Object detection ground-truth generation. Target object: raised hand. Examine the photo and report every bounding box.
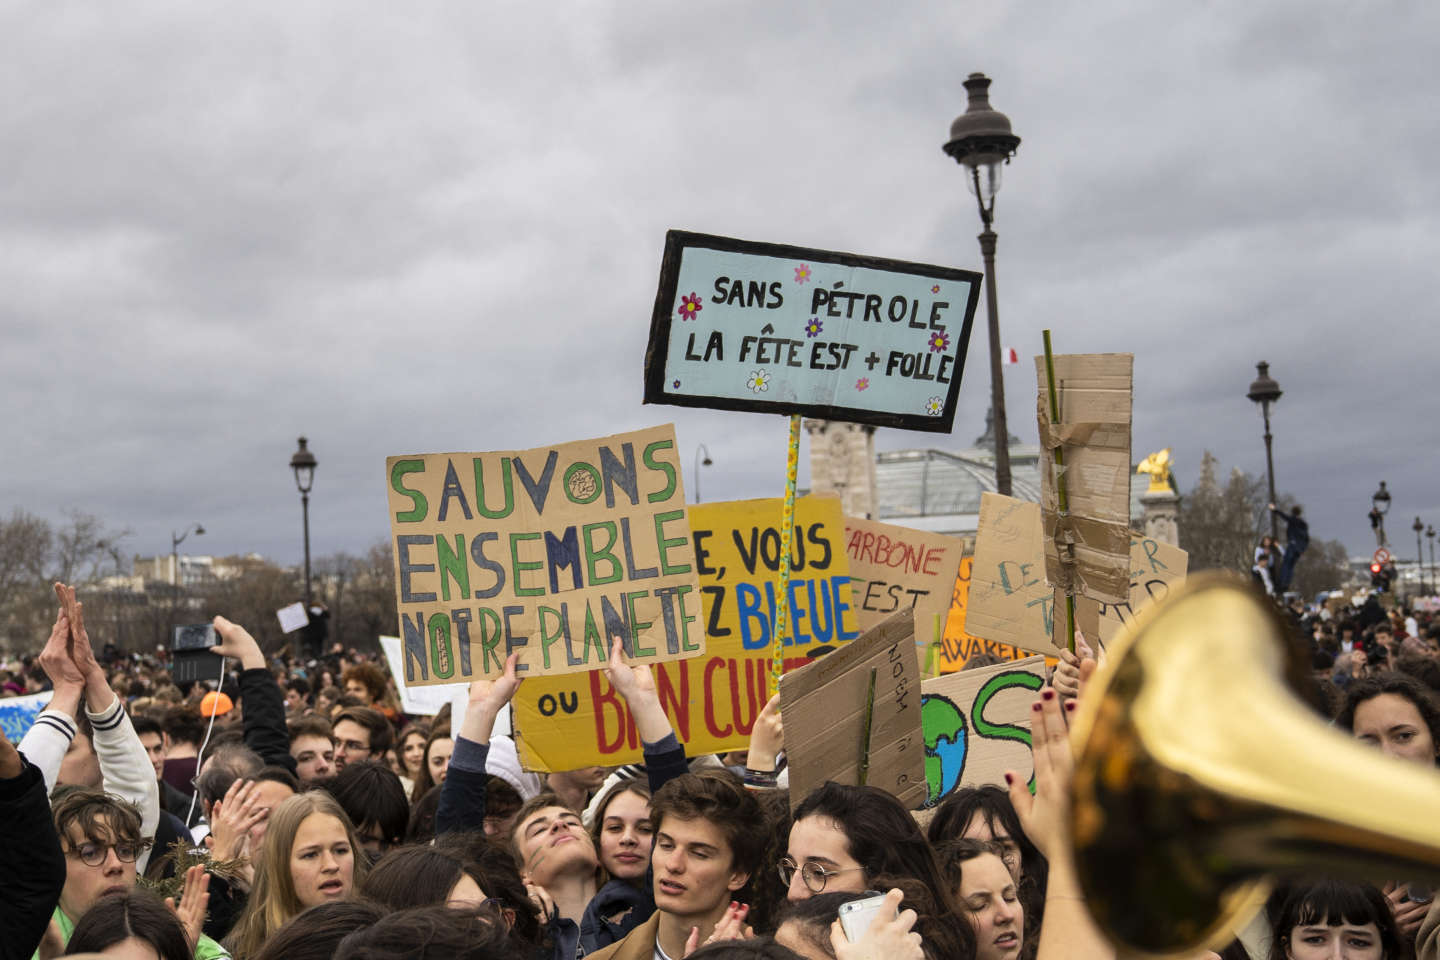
[603,636,656,703]
[1383,882,1429,938]
[747,694,784,772]
[208,779,267,862]
[459,652,523,745]
[165,864,211,949]
[1006,687,1074,862]
[53,583,102,683]
[38,607,86,692]
[212,616,266,670]
[1053,629,1096,701]
[828,889,922,960]
[603,636,671,743]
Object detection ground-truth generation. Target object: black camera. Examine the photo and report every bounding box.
[171,624,221,684]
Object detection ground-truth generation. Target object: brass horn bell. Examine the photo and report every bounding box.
[1069,573,1440,957]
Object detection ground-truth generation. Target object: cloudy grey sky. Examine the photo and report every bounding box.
[3,1,1437,574]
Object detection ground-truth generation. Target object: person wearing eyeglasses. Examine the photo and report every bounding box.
[39,788,229,959]
[783,782,976,960]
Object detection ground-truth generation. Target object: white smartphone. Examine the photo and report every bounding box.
[838,892,892,942]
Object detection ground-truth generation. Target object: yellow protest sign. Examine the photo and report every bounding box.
[513,495,859,770]
[384,424,702,685]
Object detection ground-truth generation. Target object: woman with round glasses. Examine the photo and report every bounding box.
[784,782,976,960]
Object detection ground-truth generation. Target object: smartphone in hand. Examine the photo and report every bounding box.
[838,892,892,942]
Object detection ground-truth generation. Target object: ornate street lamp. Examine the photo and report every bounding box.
[694,444,713,504]
[945,72,1020,496]
[290,437,317,612]
[170,523,206,588]
[1371,482,1391,548]
[1427,524,1436,595]
[1415,516,1426,598]
[1245,362,1283,542]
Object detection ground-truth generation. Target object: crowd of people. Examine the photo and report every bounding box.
[1,577,1439,960]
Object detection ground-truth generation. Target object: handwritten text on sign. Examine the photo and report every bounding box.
[643,232,981,432]
[843,517,964,639]
[385,424,703,684]
[514,496,860,770]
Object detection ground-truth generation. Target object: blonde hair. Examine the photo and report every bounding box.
[226,792,369,958]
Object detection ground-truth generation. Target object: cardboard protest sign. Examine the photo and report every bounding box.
[385,425,703,685]
[779,610,926,810]
[964,493,1062,656]
[941,557,1052,670]
[0,692,53,743]
[1034,354,1134,605]
[643,231,982,432]
[379,635,466,716]
[513,496,860,770]
[1092,535,1189,644]
[920,657,1046,806]
[843,516,964,664]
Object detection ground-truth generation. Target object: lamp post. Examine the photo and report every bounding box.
[945,72,1020,496]
[1427,525,1436,595]
[169,523,204,640]
[694,444,713,504]
[1371,482,1391,548]
[290,437,317,614]
[1414,516,1426,600]
[1245,361,1283,543]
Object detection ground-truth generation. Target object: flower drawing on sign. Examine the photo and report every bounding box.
[931,284,941,294]
[927,330,950,353]
[794,263,812,285]
[804,317,823,338]
[678,293,703,320]
[747,370,772,394]
[925,396,944,416]
[672,379,681,389]
[855,377,870,391]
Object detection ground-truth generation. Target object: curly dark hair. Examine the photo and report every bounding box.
[1334,671,1440,763]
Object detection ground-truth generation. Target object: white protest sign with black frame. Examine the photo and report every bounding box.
[643,230,982,432]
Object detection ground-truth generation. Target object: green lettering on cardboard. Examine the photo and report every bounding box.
[583,521,623,586]
[428,613,455,680]
[436,534,470,602]
[626,590,655,657]
[510,532,545,597]
[642,440,677,503]
[652,509,691,575]
[390,459,428,522]
[474,457,515,520]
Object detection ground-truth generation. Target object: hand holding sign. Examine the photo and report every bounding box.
[603,636,674,744]
[461,653,524,746]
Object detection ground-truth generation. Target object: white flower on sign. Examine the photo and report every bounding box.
[924,396,944,416]
[747,370,772,393]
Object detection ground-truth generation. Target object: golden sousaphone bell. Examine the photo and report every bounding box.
[1069,573,1440,958]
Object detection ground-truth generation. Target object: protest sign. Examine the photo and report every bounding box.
[964,493,1062,656]
[941,556,1051,670]
[920,656,1046,805]
[378,635,466,716]
[1035,353,1134,605]
[385,425,703,685]
[940,556,1043,671]
[0,692,53,743]
[1092,535,1189,644]
[276,602,309,634]
[779,610,925,810]
[513,496,860,770]
[642,231,981,433]
[844,516,963,670]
